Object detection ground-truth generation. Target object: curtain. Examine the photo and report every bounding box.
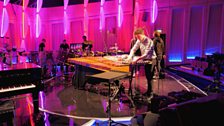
[105,16,117,52]
[70,21,83,44]
[88,18,104,51]
[117,14,133,52]
[52,23,64,51]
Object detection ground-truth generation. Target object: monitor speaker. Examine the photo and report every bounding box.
[142,11,149,22]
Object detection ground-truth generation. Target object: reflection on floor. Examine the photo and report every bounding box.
[0,66,209,126]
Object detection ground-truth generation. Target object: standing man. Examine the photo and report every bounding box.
[38,38,47,77]
[39,38,46,66]
[60,39,69,52]
[130,36,141,76]
[59,39,69,74]
[39,38,46,52]
[126,28,157,97]
[153,30,166,79]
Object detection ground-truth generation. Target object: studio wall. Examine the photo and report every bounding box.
[187,6,203,59]
[205,4,222,55]
[70,20,83,44]
[169,8,184,62]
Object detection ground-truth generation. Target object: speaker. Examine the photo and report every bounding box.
[142,11,149,22]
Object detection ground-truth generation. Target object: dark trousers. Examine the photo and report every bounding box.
[160,57,165,71]
[144,59,156,93]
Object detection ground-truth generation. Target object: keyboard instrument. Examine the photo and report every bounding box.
[68,56,130,72]
[0,63,43,114]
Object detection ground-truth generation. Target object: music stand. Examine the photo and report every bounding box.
[86,71,130,126]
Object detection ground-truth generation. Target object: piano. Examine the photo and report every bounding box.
[0,63,43,114]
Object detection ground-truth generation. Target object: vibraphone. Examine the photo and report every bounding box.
[68,56,129,88]
[68,55,152,98]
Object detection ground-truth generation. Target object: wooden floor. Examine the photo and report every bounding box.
[0,65,215,126]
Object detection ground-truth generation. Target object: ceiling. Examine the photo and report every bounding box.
[1,0,113,8]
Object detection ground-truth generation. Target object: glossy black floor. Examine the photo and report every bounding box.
[0,65,210,126]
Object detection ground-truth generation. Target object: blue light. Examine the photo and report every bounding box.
[205,47,220,55]
[169,52,182,63]
[186,56,195,59]
[186,50,200,60]
[169,56,182,62]
[169,59,182,62]
[11,61,17,64]
[205,52,213,55]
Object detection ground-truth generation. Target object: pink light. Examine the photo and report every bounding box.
[84,0,89,8]
[22,12,25,38]
[100,0,105,30]
[37,0,43,12]
[84,9,88,36]
[22,0,26,38]
[21,12,30,40]
[64,11,68,35]
[117,0,123,27]
[134,1,139,28]
[36,0,42,38]
[84,0,89,36]
[1,8,9,37]
[100,0,105,6]
[23,0,29,10]
[99,7,105,30]
[36,14,41,38]
[3,0,10,6]
[64,0,69,10]
[118,4,123,27]
[84,8,88,17]
[151,0,158,23]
